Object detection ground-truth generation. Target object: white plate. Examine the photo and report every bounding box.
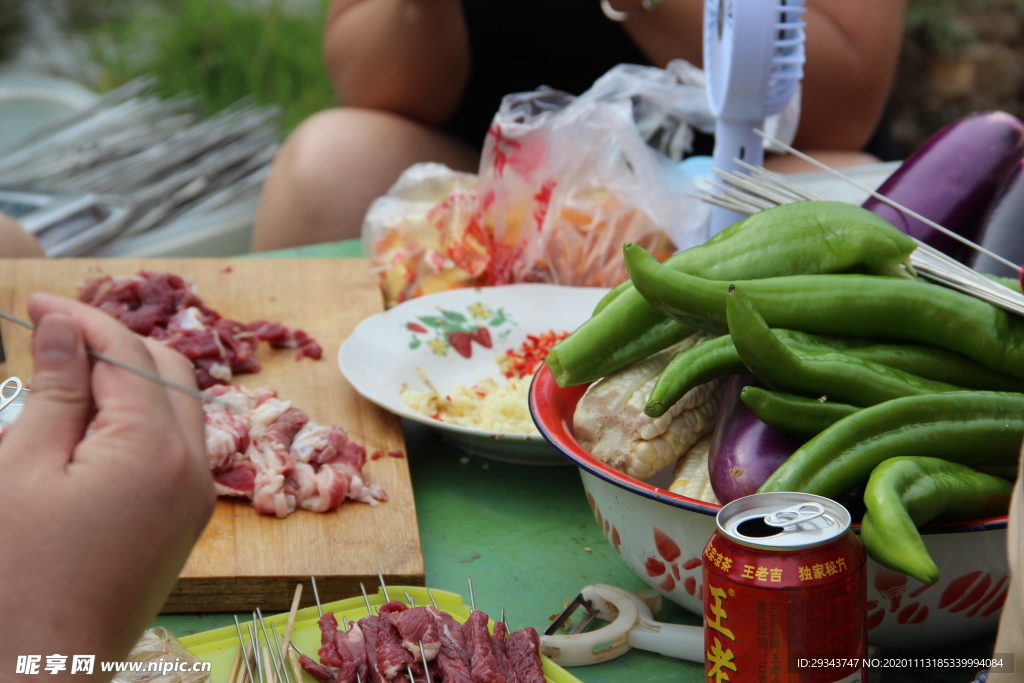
[339,284,609,465]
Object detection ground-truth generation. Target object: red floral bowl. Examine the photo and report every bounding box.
[529,364,1010,652]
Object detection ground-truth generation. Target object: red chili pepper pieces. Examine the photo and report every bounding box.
[500,330,571,378]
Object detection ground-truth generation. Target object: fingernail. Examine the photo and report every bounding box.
[35,314,79,361]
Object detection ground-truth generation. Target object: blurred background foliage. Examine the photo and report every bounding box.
[2,0,1024,152]
[1,0,336,131]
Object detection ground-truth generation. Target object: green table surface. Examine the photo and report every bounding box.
[157,240,997,682]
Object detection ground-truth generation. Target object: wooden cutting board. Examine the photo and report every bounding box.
[0,258,423,612]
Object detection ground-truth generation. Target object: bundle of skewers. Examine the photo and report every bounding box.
[0,77,279,256]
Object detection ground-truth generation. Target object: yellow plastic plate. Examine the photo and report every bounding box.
[180,586,583,683]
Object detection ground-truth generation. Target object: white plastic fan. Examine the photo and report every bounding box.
[704,0,807,234]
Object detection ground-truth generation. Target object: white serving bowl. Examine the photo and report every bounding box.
[529,366,1010,652]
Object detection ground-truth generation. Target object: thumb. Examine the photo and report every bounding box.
[4,312,93,466]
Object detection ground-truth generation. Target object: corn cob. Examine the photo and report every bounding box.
[573,333,723,481]
[669,436,719,504]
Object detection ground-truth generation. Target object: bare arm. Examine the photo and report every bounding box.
[323,0,470,125]
[608,0,908,151]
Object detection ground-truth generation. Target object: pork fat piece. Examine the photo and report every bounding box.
[204,385,386,517]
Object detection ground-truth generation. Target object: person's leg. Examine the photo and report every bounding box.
[251,108,479,252]
[0,213,44,257]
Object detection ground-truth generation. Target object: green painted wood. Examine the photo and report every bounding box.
[161,241,998,682]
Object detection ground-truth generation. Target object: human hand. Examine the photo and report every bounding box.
[0,293,214,675]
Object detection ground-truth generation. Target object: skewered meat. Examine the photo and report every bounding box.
[204,385,386,517]
[301,605,545,683]
[466,610,505,683]
[504,629,545,683]
[78,271,322,389]
[428,607,473,682]
[376,602,416,679]
[390,607,441,662]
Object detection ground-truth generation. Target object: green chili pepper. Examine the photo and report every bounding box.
[779,330,1024,392]
[740,387,858,440]
[645,328,1024,417]
[545,202,917,388]
[726,286,963,406]
[861,457,1014,584]
[644,335,738,416]
[593,279,632,315]
[757,392,1024,499]
[623,242,1024,380]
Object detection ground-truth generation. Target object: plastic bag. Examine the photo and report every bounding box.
[112,628,210,683]
[364,59,800,303]
[363,162,487,307]
[479,74,704,287]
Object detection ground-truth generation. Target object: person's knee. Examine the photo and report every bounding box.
[270,108,424,211]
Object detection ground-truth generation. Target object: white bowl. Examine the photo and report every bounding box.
[529,366,1010,651]
[339,283,608,465]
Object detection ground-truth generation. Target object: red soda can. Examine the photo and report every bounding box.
[703,492,867,683]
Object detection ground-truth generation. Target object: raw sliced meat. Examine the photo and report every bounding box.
[203,385,383,517]
[302,605,545,683]
[78,271,321,389]
[389,606,441,662]
[466,611,505,683]
[505,628,545,683]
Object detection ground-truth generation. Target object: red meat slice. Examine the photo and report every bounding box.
[78,271,321,388]
[212,463,256,497]
[389,606,441,662]
[358,615,386,683]
[375,606,415,679]
[300,654,338,683]
[490,622,517,683]
[466,610,505,683]
[505,628,545,683]
[317,613,346,669]
[336,623,370,683]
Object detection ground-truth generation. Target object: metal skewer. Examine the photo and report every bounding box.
[0,309,234,408]
[751,129,1023,274]
[257,609,286,683]
[269,627,290,683]
[467,577,476,612]
[310,576,323,618]
[695,148,1024,317]
[360,583,375,615]
[418,641,430,681]
[247,621,263,683]
[377,569,391,602]
[426,588,439,610]
[234,616,256,683]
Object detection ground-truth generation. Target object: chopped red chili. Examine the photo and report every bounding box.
[500,330,570,378]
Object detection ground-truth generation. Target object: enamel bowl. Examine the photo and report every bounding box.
[529,365,1010,652]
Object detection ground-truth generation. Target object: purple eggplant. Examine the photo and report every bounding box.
[708,375,801,504]
[967,159,1024,280]
[862,111,1024,259]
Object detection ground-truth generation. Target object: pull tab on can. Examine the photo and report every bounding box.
[763,501,828,530]
[716,492,851,550]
